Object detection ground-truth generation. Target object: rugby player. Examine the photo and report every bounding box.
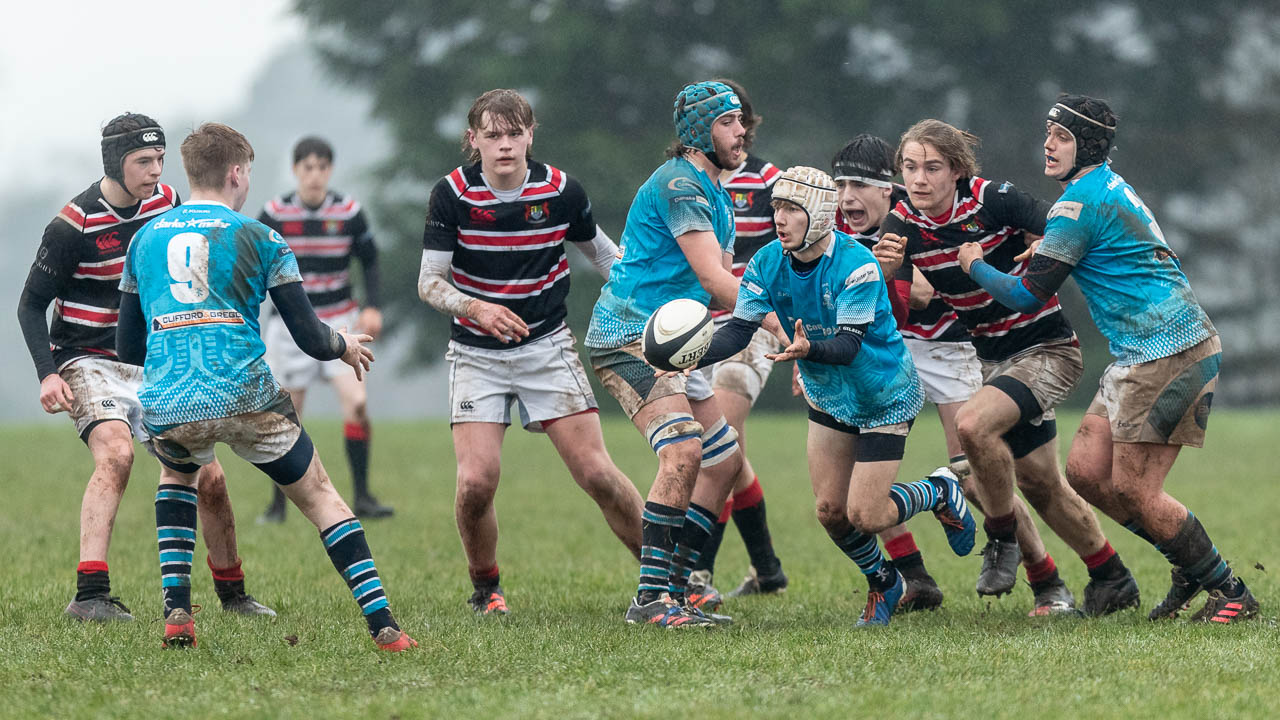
[834,134,1077,615]
[958,94,1257,623]
[257,137,393,523]
[117,122,415,651]
[689,166,974,627]
[586,81,772,627]
[688,79,788,605]
[17,113,273,622]
[874,119,1138,616]
[417,89,643,616]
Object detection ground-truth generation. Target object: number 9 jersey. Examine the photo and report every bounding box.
[120,201,303,427]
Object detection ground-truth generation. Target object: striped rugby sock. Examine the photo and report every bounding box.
[888,478,941,525]
[638,501,683,602]
[1159,512,1239,594]
[834,528,895,591]
[670,503,717,598]
[320,518,397,637]
[155,484,198,615]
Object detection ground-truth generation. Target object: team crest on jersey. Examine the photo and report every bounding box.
[324,219,345,234]
[525,202,548,223]
[961,221,983,233]
[731,191,753,209]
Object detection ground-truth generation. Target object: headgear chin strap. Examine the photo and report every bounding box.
[1046,96,1115,181]
[101,118,166,189]
[673,81,742,170]
[772,166,837,253]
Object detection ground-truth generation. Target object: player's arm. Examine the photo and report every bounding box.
[908,268,935,310]
[957,243,1068,313]
[115,291,147,366]
[872,214,911,277]
[17,221,79,412]
[697,260,779,367]
[571,226,620,279]
[350,212,383,339]
[677,230,739,310]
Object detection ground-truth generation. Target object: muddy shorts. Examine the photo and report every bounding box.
[448,325,597,430]
[980,341,1083,423]
[145,391,305,472]
[1086,335,1220,447]
[61,357,146,442]
[904,338,982,405]
[707,323,781,404]
[263,308,356,390]
[589,339,714,420]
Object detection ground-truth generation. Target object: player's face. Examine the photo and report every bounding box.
[772,199,809,251]
[294,154,333,205]
[121,147,165,201]
[899,141,961,218]
[1044,122,1076,181]
[835,179,893,233]
[469,112,532,184]
[710,110,746,168]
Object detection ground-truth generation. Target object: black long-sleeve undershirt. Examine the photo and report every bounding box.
[16,284,58,380]
[696,316,867,368]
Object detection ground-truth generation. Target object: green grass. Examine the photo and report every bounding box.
[1,410,1277,719]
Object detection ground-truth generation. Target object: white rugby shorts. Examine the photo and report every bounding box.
[708,322,781,404]
[61,356,147,441]
[903,337,982,405]
[262,308,358,390]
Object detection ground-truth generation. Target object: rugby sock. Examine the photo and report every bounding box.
[208,556,247,603]
[320,518,397,637]
[889,478,941,524]
[692,500,731,575]
[884,532,923,571]
[1158,512,1242,595]
[1083,542,1129,581]
[155,484,198,615]
[75,561,111,601]
[1123,519,1157,546]
[469,565,500,591]
[731,478,782,576]
[344,422,372,499]
[983,512,1018,542]
[670,503,718,599]
[638,501,683,603]
[834,529,894,591]
[1026,553,1061,591]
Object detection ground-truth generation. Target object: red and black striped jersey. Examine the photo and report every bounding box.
[22,181,179,371]
[423,161,597,349]
[259,190,377,320]
[880,177,1075,362]
[723,156,781,273]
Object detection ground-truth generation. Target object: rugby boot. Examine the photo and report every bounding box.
[686,571,724,612]
[624,593,715,628]
[374,626,418,652]
[929,467,976,556]
[855,570,905,628]
[975,538,1021,597]
[65,595,134,622]
[1083,569,1140,616]
[726,565,789,598]
[680,599,733,625]
[1148,568,1203,620]
[467,585,509,616]
[897,565,944,613]
[354,494,394,519]
[1028,578,1081,617]
[221,592,278,617]
[162,608,197,649]
[1189,584,1259,625]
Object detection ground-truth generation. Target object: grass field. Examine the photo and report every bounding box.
[1,410,1277,719]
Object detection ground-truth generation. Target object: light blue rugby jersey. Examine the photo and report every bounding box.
[736,232,922,428]
[120,201,302,428]
[585,156,736,348]
[1038,163,1214,366]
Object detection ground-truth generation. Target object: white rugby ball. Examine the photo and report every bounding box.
[642,298,714,372]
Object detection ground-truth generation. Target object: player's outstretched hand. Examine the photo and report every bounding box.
[767,319,810,363]
[873,233,906,274]
[39,373,75,414]
[338,328,375,381]
[470,300,529,344]
[1014,237,1042,263]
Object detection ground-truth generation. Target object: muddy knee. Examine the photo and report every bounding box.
[816,500,849,536]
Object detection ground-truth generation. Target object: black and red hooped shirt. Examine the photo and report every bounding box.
[422,161,597,349]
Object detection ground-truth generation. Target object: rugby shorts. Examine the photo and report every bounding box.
[805,403,912,463]
[263,307,358,390]
[448,325,598,430]
[145,390,304,469]
[589,338,714,420]
[708,322,781,404]
[904,337,982,405]
[979,340,1084,426]
[61,356,146,442]
[1086,334,1220,448]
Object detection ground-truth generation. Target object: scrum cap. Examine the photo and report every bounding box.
[773,166,837,252]
[673,81,741,159]
[1047,94,1116,181]
[101,112,165,187]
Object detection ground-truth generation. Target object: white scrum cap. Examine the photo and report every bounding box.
[772,165,837,250]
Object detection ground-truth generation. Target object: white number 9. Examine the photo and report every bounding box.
[167,232,210,303]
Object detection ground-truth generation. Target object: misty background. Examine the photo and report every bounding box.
[4,0,1278,424]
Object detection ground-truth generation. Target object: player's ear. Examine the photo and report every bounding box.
[466,128,478,150]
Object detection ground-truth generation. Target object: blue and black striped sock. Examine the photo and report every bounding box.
[1159,512,1239,594]
[320,518,397,637]
[889,478,941,524]
[639,501,683,603]
[834,528,894,591]
[670,503,717,598]
[155,484,198,615]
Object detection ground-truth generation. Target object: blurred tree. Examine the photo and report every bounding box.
[294,0,1280,406]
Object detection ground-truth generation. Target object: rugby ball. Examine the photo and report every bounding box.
[642,299,715,372]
